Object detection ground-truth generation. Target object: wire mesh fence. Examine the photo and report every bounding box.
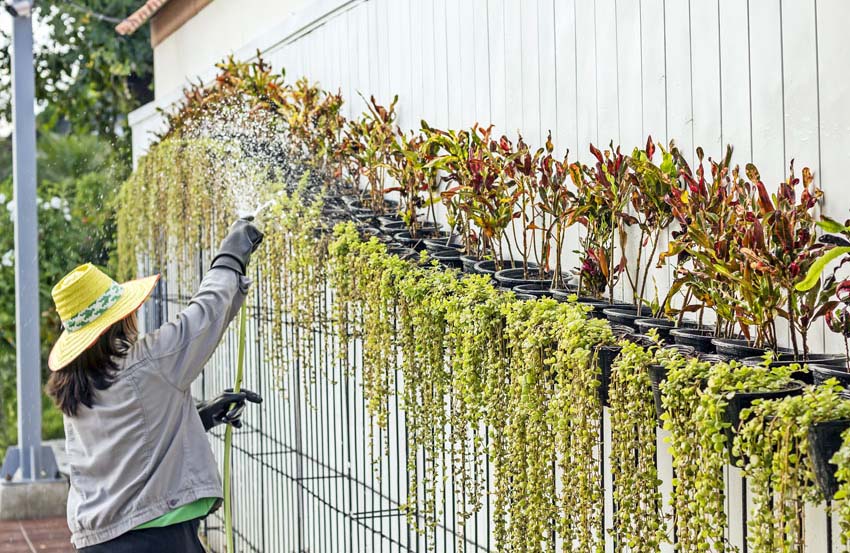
[146,266,493,553]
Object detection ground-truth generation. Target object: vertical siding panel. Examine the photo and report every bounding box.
[538,0,557,143]
[519,0,541,142]
[553,0,578,151]
[574,0,598,153]
[348,5,364,115]
[719,0,752,161]
[664,0,693,163]
[818,0,850,360]
[488,0,508,135]
[689,0,721,156]
[595,0,619,146]
[432,0,451,129]
[781,0,826,394]
[503,0,523,135]
[615,0,642,148]
[420,0,438,128]
[459,1,477,127]
[408,0,425,124]
[487,0,507,134]
[748,0,786,186]
[445,0,465,127]
[375,0,391,105]
[473,0,492,125]
[640,0,672,309]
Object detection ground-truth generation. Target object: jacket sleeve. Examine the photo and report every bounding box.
[139,267,251,391]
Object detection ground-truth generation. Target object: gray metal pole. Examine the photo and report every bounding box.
[7,1,46,482]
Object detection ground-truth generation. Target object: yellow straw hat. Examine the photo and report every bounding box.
[48,263,160,372]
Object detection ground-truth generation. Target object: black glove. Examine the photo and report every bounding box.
[196,388,263,431]
[210,218,264,275]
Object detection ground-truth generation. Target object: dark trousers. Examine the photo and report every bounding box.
[77,519,206,553]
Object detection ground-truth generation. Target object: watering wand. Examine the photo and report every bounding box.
[211,214,265,553]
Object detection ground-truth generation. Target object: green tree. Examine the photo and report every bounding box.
[0,131,127,457]
[0,1,153,145]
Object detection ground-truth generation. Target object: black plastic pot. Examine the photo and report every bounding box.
[602,306,653,329]
[376,214,405,226]
[711,338,786,360]
[473,259,539,277]
[432,249,464,269]
[671,328,717,353]
[422,235,464,253]
[492,267,551,288]
[662,343,697,357]
[596,344,622,407]
[648,363,669,423]
[460,255,480,274]
[386,246,417,260]
[393,230,451,251]
[698,352,732,363]
[808,419,850,500]
[512,283,556,298]
[722,381,805,463]
[634,318,677,342]
[812,364,850,389]
[381,221,441,236]
[609,324,635,338]
[515,293,537,301]
[741,354,846,385]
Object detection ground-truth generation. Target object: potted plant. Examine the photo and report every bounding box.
[566,143,632,309]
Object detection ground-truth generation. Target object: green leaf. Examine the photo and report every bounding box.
[795,247,850,291]
[817,217,850,234]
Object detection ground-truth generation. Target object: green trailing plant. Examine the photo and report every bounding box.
[396,262,456,546]
[608,340,665,552]
[662,359,797,553]
[735,383,850,553]
[551,302,615,552]
[832,425,850,546]
[502,298,560,552]
[443,274,511,549]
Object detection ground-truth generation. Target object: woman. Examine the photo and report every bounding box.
[46,218,263,552]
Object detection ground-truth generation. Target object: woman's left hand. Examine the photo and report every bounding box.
[196,389,263,431]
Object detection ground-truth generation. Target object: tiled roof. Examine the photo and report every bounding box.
[115,0,172,35]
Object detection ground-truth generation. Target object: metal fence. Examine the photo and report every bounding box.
[143,260,844,553]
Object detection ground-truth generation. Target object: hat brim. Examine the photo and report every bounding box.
[48,274,161,372]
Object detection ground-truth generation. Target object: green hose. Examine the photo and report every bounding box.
[223,301,248,553]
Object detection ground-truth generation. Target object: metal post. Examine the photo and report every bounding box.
[1,0,57,482]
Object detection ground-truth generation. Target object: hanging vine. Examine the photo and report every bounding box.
[608,340,666,552]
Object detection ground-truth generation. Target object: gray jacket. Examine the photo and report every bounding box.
[64,268,250,548]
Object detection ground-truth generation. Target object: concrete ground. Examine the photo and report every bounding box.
[0,518,72,552]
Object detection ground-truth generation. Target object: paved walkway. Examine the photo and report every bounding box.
[0,518,72,552]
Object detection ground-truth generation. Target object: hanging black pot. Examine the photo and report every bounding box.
[634,318,678,342]
[386,245,417,260]
[648,363,669,423]
[722,381,805,463]
[492,267,550,288]
[422,235,464,254]
[515,293,537,301]
[473,259,539,277]
[512,283,556,298]
[460,255,481,274]
[596,344,622,407]
[602,305,653,330]
[432,249,464,270]
[808,419,850,500]
[698,352,732,363]
[711,338,792,360]
[741,354,846,385]
[376,214,405,226]
[671,328,717,353]
[662,343,697,357]
[812,364,850,389]
[610,324,635,338]
[393,230,451,251]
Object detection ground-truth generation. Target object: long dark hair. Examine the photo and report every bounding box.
[46,313,139,417]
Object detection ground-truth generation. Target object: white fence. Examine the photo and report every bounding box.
[131,1,850,551]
